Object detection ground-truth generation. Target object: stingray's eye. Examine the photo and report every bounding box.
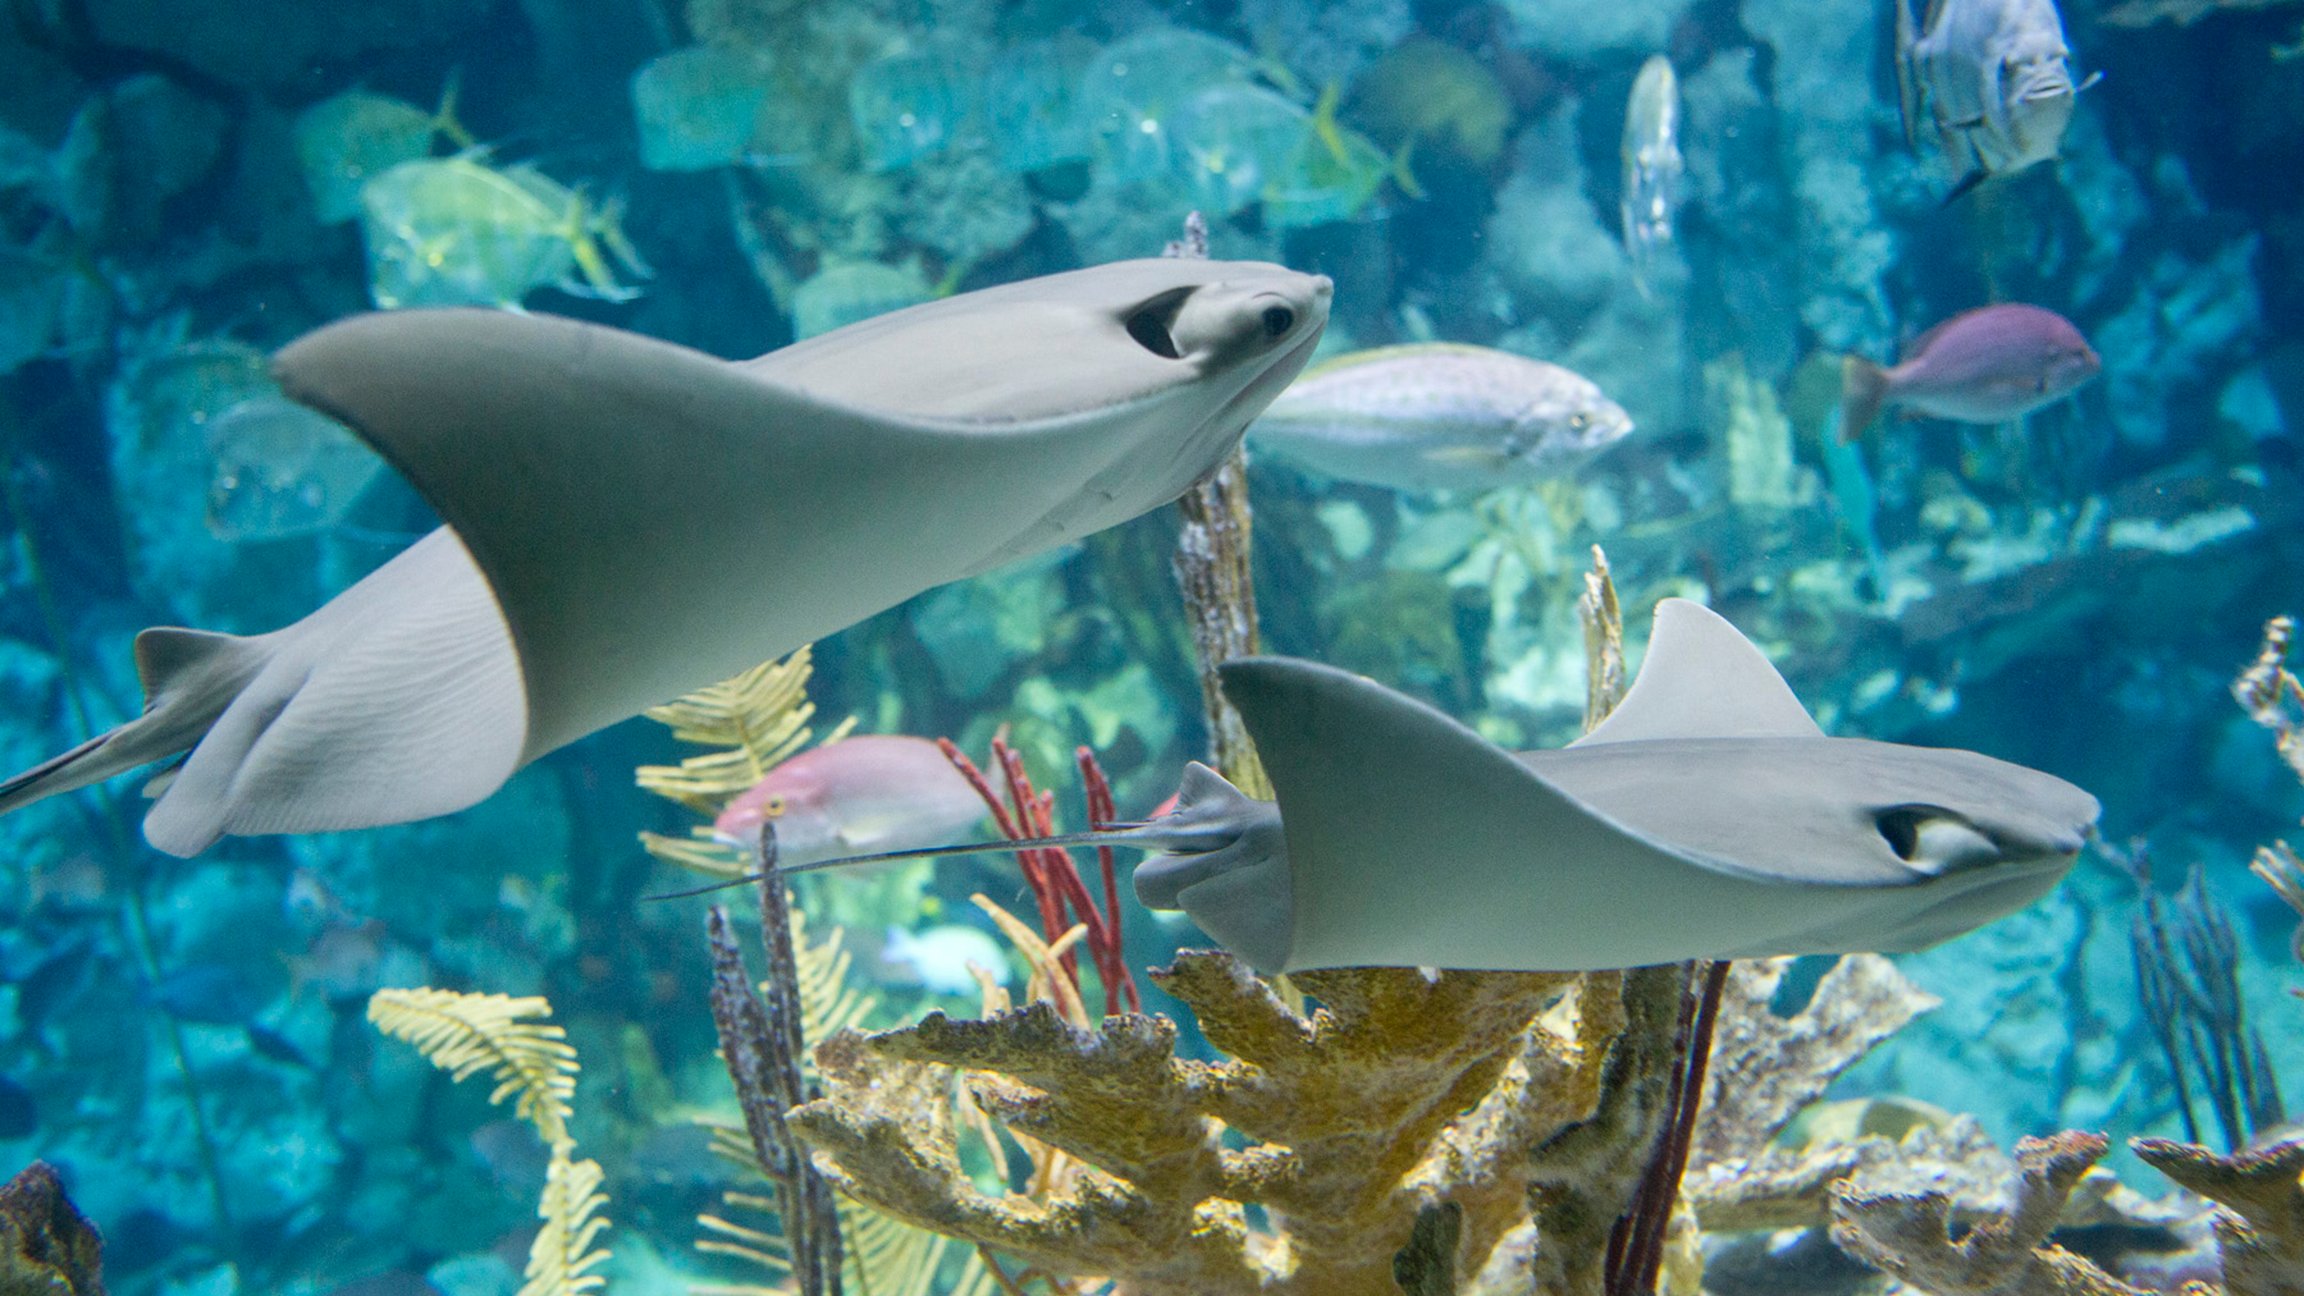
[1124,288,1192,360]
[1875,805,1999,873]
[1261,305,1296,338]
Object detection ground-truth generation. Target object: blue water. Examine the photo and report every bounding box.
[0,1,2299,1292]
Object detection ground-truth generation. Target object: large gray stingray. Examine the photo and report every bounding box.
[0,258,1332,856]
[752,599,2098,973]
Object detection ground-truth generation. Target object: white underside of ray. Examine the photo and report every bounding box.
[144,530,524,854]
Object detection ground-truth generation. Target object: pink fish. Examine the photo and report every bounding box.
[1840,303,2100,440]
[712,735,987,864]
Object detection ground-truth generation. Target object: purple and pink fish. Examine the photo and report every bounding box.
[1840,302,2100,441]
[713,734,988,864]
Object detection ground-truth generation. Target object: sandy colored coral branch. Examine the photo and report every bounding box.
[786,948,1594,1296]
[2133,1135,2304,1296]
[1695,955,1940,1166]
[0,1162,105,1296]
[1828,1131,2142,1296]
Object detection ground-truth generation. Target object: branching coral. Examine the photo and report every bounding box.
[366,988,610,1296]
[787,957,1593,1295]
[1828,1131,2146,1296]
[0,1161,105,1296]
[1680,955,1938,1240]
[1695,954,1943,1169]
[2133,1136,2304,1296]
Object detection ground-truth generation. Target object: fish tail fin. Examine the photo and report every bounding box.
[0,628,270,819]
[563,193,651,302]
[1389,137,1426,201]
[431,68,477,151]
[1840,355,1891,442]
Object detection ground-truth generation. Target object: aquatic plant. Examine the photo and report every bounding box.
[366,988,612,1296]
[636,646,851,883]
[692,853,1002,1296]
[2118,844,2284,1151]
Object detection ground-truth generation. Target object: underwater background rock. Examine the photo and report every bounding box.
[0,0,2298,1291]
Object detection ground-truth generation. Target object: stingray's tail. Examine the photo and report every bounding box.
[0,628,270,818]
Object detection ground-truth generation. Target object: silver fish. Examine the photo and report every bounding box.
[1249,343,1633,494]
[1620,55,1683,297]
[1896,0,2095,199]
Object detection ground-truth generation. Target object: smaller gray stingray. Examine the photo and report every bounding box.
[762,599,2098,974]
[0,258,1331,856]
[1140,598,2099,972]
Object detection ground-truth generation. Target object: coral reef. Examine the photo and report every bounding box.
[0,1162,105,1296]
[788,957,1595,1294]
[2133,1136,2304,1295]
[1828,1131,2142,1296]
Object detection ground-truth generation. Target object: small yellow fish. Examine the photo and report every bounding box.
[359,155,651,310]
[1251,342,1634,494]
[294,78,473,224]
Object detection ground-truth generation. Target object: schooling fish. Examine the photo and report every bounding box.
[0,259,1331,856]
[726,600,2098,974]
[1895,0,2093,199]
[1839,302,2099,441]
[1620,55,1684,298]
[713,735,986,862]
[1250,343,1633,494]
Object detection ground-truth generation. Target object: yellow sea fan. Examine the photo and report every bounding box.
[367,988,577,1147]
[522,1154,613,1296]
[638,649,853,808]
[369,987,614,1296]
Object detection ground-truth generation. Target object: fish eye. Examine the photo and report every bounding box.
[1874,804,1999,873]
[1570,412,1589,431]
[1260,305,1295,338]
[765,796,786,817]
[1876,807,1929,860]
[1124,288,1192,360]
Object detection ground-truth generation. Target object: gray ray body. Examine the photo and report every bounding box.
[1130,598,2099,973]
[0,258,1331,855]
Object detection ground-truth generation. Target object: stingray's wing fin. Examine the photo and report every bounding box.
[141,528,528,856]
[1572,597,1823,746]
[1219,655,1810,972]
[274,309,1127,763]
